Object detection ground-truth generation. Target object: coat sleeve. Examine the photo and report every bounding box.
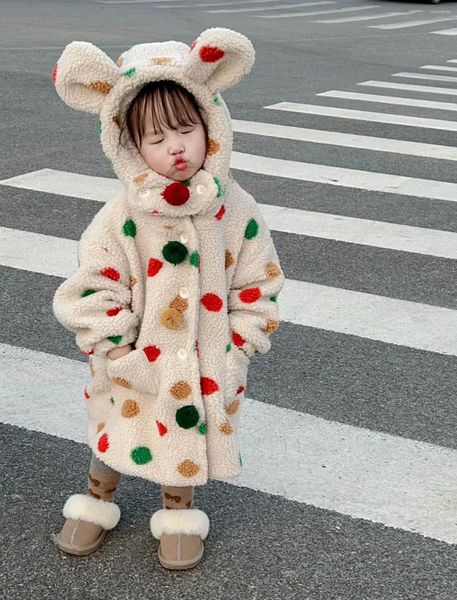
[227,200,285,357]
[52,202,140,356]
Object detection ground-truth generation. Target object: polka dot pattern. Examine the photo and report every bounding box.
[200,377,219,396]
[244,218,259,240]
[96,422,105,433]
[266,262,281,279]
[170,381,192,400]
[198,422,207,435]
[101,267,120,281]
[175,405,200,429]
[83,386,90,400]
[121,399,140,418]
[147,258,163,277]
[160,307,183,330]
[162,241,188,265]
[112,376,132,389]
[107,335,123,345]
[262,319,279,333]
[123,219,136,238]
[170,296,188,313]
[214,204,225,221]
[219,421,233,435]
[201,293,223,312]
[131,446,152,464]
[177,459,200,477]
[199,45,224,63]
[106,306,123,317]
[89,81,112,95]
[207,139,220,155]
[81,289,96,297]
[189,250,200,268]
[161,182,190,206]
[225,399,240,415]
[122,67,136,78]
[225,250,234,269]
[239,287,261,304]
[98,433,109,453]
[143,345,161,362]
[232,331,245,348]
[156,420,168,436]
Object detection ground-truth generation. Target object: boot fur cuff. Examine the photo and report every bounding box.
[63,493,121,530]
[150,509,209,540]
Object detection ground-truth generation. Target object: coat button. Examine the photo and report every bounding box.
[179,233,188,244]
[177,348,187,360]
[139,188,151,198]
[179,287,189,299]
[196,184,206,195]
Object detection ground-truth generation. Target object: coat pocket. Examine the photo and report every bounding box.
[106,348,159,396]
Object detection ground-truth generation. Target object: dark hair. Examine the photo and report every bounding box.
[118,80,208,151]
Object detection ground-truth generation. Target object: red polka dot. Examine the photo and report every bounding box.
[232,331,245,347]
[148,258,163,277]
[98,433,109,453]
[215,204,225,221]
[201,377,219,395]
[143,345,160,362]
[239,287,261,303]
[201,293,223,312]
[83,386,90,400]
[199,45,224,63]
[52,63,58,84]
[156,420,168,437]
[100,267,120,281]
[236,386,245,395]
[161,182,190,206]
[106,306,123,317]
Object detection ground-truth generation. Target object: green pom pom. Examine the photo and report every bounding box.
[213,176,223,198]
[107,335,122,345]
[176,405,200,429]
[131,446,152,465]
[226,343,231,352]
[81,289,96,297]
[123,219,136,238]
[189,250,200,267]
[183,179,191,187]
[245,218,259,240]
[198,422,207,435]
[162,241,188,265]
[122,67,136,78]
[270,296,277,302]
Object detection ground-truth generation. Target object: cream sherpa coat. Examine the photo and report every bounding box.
[52,27,285,486]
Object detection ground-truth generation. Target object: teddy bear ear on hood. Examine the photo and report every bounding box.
[183,28,255,94]
[52,41,120,114]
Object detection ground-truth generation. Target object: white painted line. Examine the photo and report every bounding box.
[393,71,457,83]
[446,59,457,63]
[420,64,457,73]
[2,226,457,355]
[370,16,457,30]
[207,1,332,13]
[232,118,457,160]
[432,27,457,35]
[2,342,457,544]
[318,90,457,112]
[152,0,306,7]
[265,101,457,131]
[359,80,457,97]
[256,5,380,18]
[315,10,422,23]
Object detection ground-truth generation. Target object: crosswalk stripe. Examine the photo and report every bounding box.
[318,90,457,111]
[370,16,457,30]
[314,10,423,23]
[232,118,457,160]
[359,80,457,97]
[2,342,457,544]
[256,5,380,18]
[2,226,457,356]
[434,29,457,36]
[265,101,457,131]
[206,1,331,13]
[393,72,457,83]
[420,65,457,73]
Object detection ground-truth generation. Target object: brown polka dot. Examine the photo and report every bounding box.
[207,138,220,155]
[112,115,122,128]
[151,57,173,65]
[116,56,124,68]
[133,172,148,185]
[112,376,132,389]
[177,460,200,478]
[170,381,192,400]
[262,319,279,334]
[266,262,281,279]
[219,421,234,435]
[225,250,234,270]
[121,399,140,418]
[96,422,105,433]
[225,399,240,416]
[160,307,183,330]
[88,81,112,95]
[170,296,188,313]
[129,275,137,288]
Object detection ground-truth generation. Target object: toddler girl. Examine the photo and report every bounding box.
[51,27,285,570]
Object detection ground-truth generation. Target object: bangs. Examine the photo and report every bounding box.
[123,80,206,149]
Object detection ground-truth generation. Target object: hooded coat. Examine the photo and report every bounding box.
[52,27,285,487]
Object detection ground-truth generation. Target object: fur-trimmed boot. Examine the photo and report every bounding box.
[55,466,121,556]
[150,486,209,570]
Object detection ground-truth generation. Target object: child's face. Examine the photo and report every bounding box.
[138,112,208,181]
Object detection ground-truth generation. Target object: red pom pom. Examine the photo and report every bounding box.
[232,331,245,347]
[52,63,58,85]
[199,45,225,63]
[201,376,219,395]
[143,345,160,362]
[148,258,163,277]
[161,182,190,206]
[239,287,261,303]
[156,420,168,437]
[106,306,123,317]
[98,433,109,453]
[215,204,225,221]
[201,292,223,312]
[236,386,245,395]
[100,267,120,281]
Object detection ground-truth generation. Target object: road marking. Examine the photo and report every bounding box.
[370,16,457,30]
[265,101,457,131]
[232,118,457,160]
[393,71,457,83]
[2,342,457,544]
[256,5,380,19]
[318,90,457,111]
[359,80,457,97]
[207,1,332,13]
[315,10,423,24]
[433,28,457,36]
[420,64,457,73]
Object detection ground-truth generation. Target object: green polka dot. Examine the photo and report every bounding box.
[81,289,96,297]
[226,343,231,352]
[131,446,152,465]
[107,335,122,345]
[122,67,136,78]
[198,422,207,435]
[270,296,277,302]
[176,405,200,429]
[189,250,200,267]
[123,219,136,238]
[183,179,191,187]
[244,218,259,240]
[213,94,222,106]
[213,176,223,198]
[162,241,188,265]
